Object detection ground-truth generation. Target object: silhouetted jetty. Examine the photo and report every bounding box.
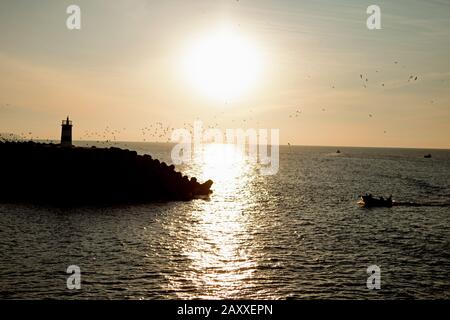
[0,141,213,205]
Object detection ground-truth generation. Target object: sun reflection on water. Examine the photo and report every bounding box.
[167,143,259,299]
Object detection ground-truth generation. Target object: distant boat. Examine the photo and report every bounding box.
[336,149,341,154]
[424,154,432,158]
[358,194,393,208]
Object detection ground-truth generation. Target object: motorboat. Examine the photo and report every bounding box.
[358,194,393,208]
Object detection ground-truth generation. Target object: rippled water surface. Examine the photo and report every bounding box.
[1,144,449,299]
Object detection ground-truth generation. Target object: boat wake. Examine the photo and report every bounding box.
[393,201,450,207]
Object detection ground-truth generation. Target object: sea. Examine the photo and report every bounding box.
[0,142,449,299]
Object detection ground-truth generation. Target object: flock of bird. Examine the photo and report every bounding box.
[0,61,445,145]
[358,70,419,89]
[0,132,43,142]
[284,61,436,139]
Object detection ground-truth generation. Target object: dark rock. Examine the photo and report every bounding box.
[0,141,213,205]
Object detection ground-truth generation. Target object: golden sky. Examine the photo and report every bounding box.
[0,0,449,148]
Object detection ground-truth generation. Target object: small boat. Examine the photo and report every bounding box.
[424,154,432,158]
[336,149,341,154]
[358,194,393,208]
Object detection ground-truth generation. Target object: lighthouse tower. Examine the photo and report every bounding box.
[61,116,73,147]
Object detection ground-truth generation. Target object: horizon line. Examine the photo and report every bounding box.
[18,139,450,151]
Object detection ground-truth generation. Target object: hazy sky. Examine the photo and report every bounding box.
[0,0,449,148]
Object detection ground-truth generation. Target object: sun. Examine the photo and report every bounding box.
[182,28,263,101]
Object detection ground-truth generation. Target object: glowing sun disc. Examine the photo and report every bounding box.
[182,28,263,100]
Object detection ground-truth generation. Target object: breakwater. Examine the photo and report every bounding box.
[0,141,213,204]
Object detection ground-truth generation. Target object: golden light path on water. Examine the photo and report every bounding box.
[166,144,260,299]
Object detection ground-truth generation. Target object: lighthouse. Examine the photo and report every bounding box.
[61,116,73,147]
